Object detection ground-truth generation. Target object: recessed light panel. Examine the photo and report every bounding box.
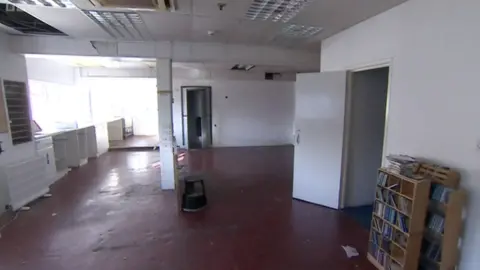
[281,24,322,38]
[245,0,313,23]
[7,0,75,8]
[84,10,150,40]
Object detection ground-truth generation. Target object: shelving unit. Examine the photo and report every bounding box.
[368,168,431,270]
[414,164,466,270]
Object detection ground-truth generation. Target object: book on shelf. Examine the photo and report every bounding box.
[397,196,410,215]
[396,214,409,233]
[427,214,445,234]
[377,172,388,186]
[424,241,442,262]
[389,193,398,209]
[430,184,453,203]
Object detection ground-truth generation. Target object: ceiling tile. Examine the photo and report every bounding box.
[140,11,192,41]
[227,19,281,46]
[192,0,251,19]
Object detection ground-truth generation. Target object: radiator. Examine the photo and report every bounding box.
[1,156,49,211]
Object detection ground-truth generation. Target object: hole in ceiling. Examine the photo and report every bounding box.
[0,4,67,35]
[6,0,76,8]
[231,64,256,71]
[245,0,313,23]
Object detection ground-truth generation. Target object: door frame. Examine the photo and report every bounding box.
[338,59,394,209]
[180,86,212,148]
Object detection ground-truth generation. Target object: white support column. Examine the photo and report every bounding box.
[157,59,175,190]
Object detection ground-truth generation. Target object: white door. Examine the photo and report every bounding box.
[293,71,348,209]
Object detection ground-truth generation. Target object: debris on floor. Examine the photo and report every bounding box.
[341,245,359,258]
[52,213,57,217]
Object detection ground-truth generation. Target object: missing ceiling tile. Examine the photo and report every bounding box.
[7,0,76,8]
[0,4,67,35]
[231,64,256,71]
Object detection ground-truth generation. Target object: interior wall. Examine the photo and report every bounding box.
[320,0,479,268]
[0,33,36,213]
[26,57,78,85]
[345,68,389,207]
[173,79,295,147]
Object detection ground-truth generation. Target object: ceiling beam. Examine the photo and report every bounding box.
[8,35,320,71]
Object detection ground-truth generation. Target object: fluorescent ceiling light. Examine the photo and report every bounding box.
[231,64,256,71]
[281,24,322,38]
[83,10,150,40]
[245,0,313,23]
[7,0,76,8]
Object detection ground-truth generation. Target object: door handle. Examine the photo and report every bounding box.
[295,130,300,145]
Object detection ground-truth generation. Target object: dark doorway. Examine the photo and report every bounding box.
[181,86,212,149]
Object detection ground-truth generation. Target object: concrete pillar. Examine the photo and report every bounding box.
[156,59,175,190]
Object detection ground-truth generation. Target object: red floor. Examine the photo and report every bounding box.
[0,146,374,270]
[109,135,158,150]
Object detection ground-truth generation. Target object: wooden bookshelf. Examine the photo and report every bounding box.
[419,165,466,270]
[368,168,431,270]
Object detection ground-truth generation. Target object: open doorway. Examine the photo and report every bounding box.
[342,67,390,229]
[181,86,212,149]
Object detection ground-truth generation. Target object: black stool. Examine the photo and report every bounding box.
[182,175,207,212]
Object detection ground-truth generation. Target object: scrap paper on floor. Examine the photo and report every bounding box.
[342,245,359,258]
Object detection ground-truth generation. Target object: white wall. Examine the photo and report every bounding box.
[172,79,295,147]
[26,57,78,85]
[0,33,37,212]
[321,0,480,268]
[345,68,389,207]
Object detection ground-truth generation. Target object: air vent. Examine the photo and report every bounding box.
[0,4,67,35]
[281,24,322,38]
[6,0,75,8]
[90,0,176,11]
[83,10,150,40]
[231,64,255,71]
[245,0,313,23]
[2,80,32,145]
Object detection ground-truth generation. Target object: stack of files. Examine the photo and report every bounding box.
[431,184,453,203]
[424,242,442,262]
[427,214,445,234]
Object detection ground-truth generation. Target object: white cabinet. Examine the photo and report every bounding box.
[52,133,68,176]
[35,136,57,184]
[65,130,83,167]
[107,118,124,141]
[87,124,109,158]
[77,128,88,162]
[96,123,109,156]
[0,156,49,211]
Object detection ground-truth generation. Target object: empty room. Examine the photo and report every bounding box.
[0,0,478,270]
